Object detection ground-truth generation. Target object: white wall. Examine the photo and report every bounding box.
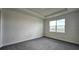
[0,10,2,47]
[44,11,79,44]
[2,9,43,46]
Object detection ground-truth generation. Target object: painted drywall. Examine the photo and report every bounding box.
[0,10,2,47]
[2,9,43,46]
[44,11,79,44]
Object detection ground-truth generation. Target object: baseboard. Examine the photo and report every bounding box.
[2,36,43,47]
[1,36,79,48]
[44,36,79,46]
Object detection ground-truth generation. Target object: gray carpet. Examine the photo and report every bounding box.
[0,37,79,50]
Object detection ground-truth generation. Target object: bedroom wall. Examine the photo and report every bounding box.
[44,11,79,44]
[0,10,2,47]
[2,9,43,46]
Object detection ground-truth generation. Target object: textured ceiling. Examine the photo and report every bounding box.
[27,8,65,16]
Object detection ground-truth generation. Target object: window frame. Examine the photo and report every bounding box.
[49,18,65,33]
[49,20,56,32]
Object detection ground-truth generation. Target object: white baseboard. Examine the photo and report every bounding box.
[45,36,79,45]
[3,36,43,47]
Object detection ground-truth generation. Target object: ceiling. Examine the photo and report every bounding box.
[27,8,65,16]
[17,8,79,19]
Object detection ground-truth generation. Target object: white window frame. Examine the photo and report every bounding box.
[49,18,65,33]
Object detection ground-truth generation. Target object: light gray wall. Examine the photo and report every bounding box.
[2,9,43,46]
[0,10,2,47]
[44,11,79,44]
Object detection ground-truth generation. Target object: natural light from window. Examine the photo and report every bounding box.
[49,19,65,33]
[49,21,56,32]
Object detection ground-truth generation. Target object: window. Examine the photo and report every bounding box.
[57,19,65,32]
[49,19,65,33]
[49,21,56,32]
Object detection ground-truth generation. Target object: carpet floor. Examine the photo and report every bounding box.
[0,37,79,50]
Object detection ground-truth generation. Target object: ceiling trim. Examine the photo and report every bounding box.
[17,8,45,19]
[45,8,67,17]
[2,8,79,19]
[5,8,45,19]
[46,8,79,19]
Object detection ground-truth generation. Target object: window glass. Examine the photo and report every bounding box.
[49,21,56,32]
[49,18,65,33]
[57,19,65,32]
